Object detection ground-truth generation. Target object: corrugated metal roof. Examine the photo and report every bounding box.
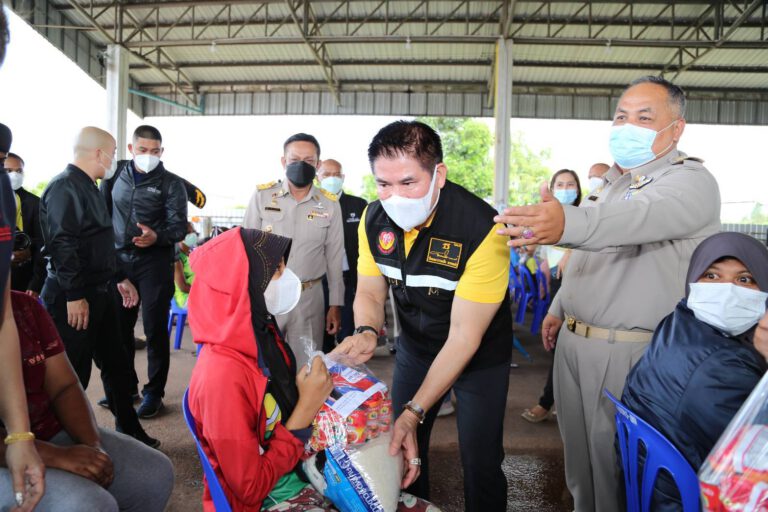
[10,0,768,122]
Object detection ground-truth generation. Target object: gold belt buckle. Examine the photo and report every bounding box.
[566,317,576,332]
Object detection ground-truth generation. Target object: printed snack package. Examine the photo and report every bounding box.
[700,372,768,511]
[303,354,402,512]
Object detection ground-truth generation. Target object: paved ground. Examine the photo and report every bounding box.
[84,318,573,511]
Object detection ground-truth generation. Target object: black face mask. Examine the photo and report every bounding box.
[285,161,316,188]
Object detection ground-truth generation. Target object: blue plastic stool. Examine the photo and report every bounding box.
[168,298,188,350]
[182,390,232,512]
[603,390,701,512]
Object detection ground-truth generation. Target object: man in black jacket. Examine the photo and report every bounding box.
[4,153,45,296]
[317,159,367,351]
[101,125,187,418]
[40,126,159,448]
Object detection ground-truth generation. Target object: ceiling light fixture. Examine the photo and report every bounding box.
[405,36,412,50]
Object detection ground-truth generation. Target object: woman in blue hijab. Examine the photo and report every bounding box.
[621,231,768,510]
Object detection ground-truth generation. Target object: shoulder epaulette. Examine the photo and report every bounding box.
[671,156,705,165]
[257,180,280,191]
[320,188,339,201]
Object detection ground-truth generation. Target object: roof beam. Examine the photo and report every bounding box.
[64,0,200,108]
[121,34,768,49]
[136,79,768,98]
[667,0,764,81]
[57,0,735,10]
[127,58,768,75]
[88,14,768,33]
[284,0,340,104]
[129,58,495,69]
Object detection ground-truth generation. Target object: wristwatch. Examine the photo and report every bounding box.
[404,401,426,424]
[354,325,378,337]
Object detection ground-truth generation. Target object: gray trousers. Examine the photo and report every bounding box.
[553,327,649,512]
[0,428,174,512]
[277,283,325,369]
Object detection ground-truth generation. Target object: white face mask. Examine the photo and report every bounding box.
[264,267,301,317]
[687,282,768,336]
[103,153,118,180]
[380,167,440,232]
[588,176,604,192]
[134,154,160,173]
[7,172,23,191]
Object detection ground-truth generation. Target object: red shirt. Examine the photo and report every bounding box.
[11,292,64,441]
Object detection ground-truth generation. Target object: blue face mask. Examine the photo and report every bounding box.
[608,121,676,170]
[554,189,578,205]
[320,176,343,195]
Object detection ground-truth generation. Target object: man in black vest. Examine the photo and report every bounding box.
[333,121,513,511]
[317,158,367,351]
[100,125,187,418]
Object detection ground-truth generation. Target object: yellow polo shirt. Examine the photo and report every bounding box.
[357,207,509,304]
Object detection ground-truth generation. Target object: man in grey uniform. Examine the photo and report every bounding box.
[495,76,721,511]
[243,133,344,368]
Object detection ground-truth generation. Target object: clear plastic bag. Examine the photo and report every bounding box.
[699,371,768,511]
[302,349,401,512]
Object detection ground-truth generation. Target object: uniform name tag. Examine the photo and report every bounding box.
[308,211,330,220]
[426,238,462,269]
[265,206,281,212]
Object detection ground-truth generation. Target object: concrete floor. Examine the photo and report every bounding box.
[84,319,573,511]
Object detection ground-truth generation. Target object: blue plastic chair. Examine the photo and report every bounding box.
[168,298,188,350]
[508,261,524,306]
[515,264,536,325]
[182,389,233,512]
[530,266,551,335]
[603,390,701,512]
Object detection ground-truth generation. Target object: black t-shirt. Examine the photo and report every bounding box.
[0,172,17,317]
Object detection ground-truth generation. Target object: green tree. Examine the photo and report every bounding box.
[419,117,494,199]
[507,133,552,207]
[361,174,378,202]
[30,181,48,196]
[741,202,768,224]
[357,118,552,206]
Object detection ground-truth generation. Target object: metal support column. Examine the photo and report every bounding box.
[105,44,129,159]
[493,37,513,211]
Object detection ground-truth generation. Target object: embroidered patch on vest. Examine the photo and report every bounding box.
[377,229,396,255]
[426,238,462,269]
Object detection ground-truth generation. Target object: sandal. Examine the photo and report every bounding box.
[521,405,552,423]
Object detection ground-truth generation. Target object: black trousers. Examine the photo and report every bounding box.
[321,272,356,353]
[41,280,143,434]
[118,255,175,398]
[391,340,510,512]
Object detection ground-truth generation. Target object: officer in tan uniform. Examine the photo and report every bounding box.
[243,133,344,368]
[495,76,721,512]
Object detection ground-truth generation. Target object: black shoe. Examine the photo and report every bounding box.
[137,394,164,418]
[134,336,147,350]
[119,427,161,449]
[97,393,140,409]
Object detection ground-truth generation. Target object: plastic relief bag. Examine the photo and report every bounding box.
[302,349,402,512]
[700,372,768,511]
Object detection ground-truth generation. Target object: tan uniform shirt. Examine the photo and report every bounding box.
[243,180,345,306]
[549,149,721,332]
